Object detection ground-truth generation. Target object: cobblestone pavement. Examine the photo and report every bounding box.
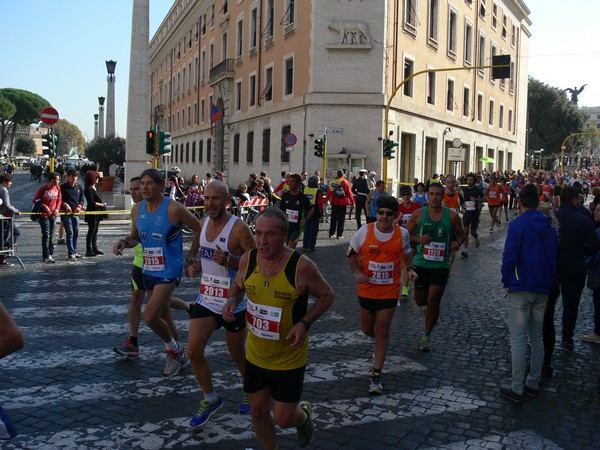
[1,172,599,449]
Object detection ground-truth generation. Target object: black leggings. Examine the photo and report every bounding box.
[86,217,101,251]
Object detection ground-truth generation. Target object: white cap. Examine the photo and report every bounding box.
[369,171,377,176]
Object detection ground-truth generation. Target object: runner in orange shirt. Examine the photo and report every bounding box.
[485,176,503,233]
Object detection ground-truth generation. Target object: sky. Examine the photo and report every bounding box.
[1,0,599,141]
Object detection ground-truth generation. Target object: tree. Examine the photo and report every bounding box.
[0,88,50,156]
[52,119,86,157]
[84,135,126,176]
[527,77,587,158]
[14,136,37,156]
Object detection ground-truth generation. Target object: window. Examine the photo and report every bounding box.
[284,57,294,96]
[511,24,516,47]
[236,19,243,58]
[233,133,240,163]
[250,8,258,50]
[477,32,485,76]
[263,66,273,101]
[179,144,183,162]
[194,57,199,87]
[479,0,486,19]
[222,0,228,15]
[488,99,494,125]
[464,21,473,65]
[427,71,436,105]
[262,128,271,162]
[477,93,483,121]
[201,50,206,82]
[499,104,504,129]
[236,80,242,111]
[201,98,205,122]
[192,141,196,163]
[210,4,215,28]
[174,144,178,162]
[199,140,204,162]
[249,74,256,107]
[186,142,190,163]
[182,109,185,129]
[246,131,254,162]
[207,138,212,162]
[209,43,215,69]
[194,102,198,124]
[508,108,513,131]
[446,79,455,111]
[202,14,206,35]
[221,32,228,61]
[188,62,192,91]
[265,0,274,38]
[427,0,439,46]
[509,60,515,92]
[448,8,457,57]
[463,86,470,117]
[492,3,498,29]
[281,125,291,163]
[284,0,295,27]
[489,42,497,82]
[187,105,191,126]
[502,15,508,39]
[404,0,418,35]
[403,58,414,97]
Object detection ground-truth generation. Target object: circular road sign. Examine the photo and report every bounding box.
[41,107,59,125]
[283,133,297,146]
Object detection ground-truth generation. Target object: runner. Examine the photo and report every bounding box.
[347,195,417,394]
[459,173,484,258]
[396,185,421,297]
[113,168,201,377]
[442,174,463,266]
[223,207,335,449]
[485,176,503,232]
[185,180,256,427]
[279,173,312,249]
[406,183,465,351]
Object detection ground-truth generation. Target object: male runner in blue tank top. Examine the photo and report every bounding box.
[114,169,202,378]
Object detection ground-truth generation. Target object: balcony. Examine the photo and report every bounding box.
[208,59,234,86]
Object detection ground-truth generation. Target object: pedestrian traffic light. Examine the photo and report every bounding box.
[41,133,55,157]
[383,138,398,159]
[159,131,172,155]
[491,54,511,80]
[314,136,325,158]
[146,130,157,155]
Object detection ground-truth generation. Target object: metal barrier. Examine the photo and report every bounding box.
[0,216,25,269]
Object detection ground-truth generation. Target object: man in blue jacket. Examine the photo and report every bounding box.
[500,184,558,403]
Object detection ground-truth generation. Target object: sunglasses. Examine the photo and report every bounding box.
[377,210,395,217]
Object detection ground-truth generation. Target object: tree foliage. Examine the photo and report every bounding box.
[52,119,86,157]
[84,135,126,176]
[527,77,587,158]
[14,136,37,155]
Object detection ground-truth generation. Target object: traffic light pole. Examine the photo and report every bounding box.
[50,128,55,172]
[383,62,510,184]
[322,130,327,180]
[560,132,600,173]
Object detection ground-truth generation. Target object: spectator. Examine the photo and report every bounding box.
[84,170,107,257]
[33,172,62,263]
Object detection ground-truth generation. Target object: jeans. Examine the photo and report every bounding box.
[302,217,320,249]
[39,217,56,259]
[61,215,80,256]
[508,291,546,394]
[329,204,347,237]
[1,218,19,248]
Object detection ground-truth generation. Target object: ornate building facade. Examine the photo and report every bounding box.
[150,0,531,190]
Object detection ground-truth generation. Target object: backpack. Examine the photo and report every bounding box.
[30,199,43,221]
[334,184,346,198]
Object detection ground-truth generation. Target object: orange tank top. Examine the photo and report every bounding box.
[487,185,502,206]
[358,223,403,299]
[443,191,461,210]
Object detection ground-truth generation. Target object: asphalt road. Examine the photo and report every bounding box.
[0,171,599,449]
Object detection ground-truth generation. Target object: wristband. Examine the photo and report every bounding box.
[227,297,240,305]
[299,318,311,330]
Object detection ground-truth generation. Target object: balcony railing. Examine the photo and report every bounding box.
[208,59,234,86]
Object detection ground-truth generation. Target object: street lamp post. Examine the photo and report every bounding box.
[98,96,105,138]
[105,60,117,136]
[94,114,99,140]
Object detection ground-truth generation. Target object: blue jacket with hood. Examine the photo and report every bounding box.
[501,209,558,293]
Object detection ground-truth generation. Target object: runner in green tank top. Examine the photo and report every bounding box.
[407,183,465,352]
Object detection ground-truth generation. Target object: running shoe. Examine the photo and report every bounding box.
[179,349,191,371]
[369,377,383,395]
[496,218,501,226]
[489,227,494,233]
[0,405,17,440]
[190,397,224,427]
[113,339,140,358]
[523,385,539,398]
[44,256,56,264]
[474,237,480,248]
[296,401,314,448]
[582,331,600,344]
[559,340,574,352]
[419,335,431,352]
[238,392,251,414]
[163,345,186,377]
[401,286,409,297]
[68,254,77,260]
[499,387,523,404]
[461,249,469,258]
[57,238,66,245]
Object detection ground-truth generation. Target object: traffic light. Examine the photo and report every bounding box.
[491,54,511,80]
[41,133,55,157]
[54,133,59,155]
[314,136,325,158]
[146,130,157,155]
[383,138,399,159]
[159,131,172,155]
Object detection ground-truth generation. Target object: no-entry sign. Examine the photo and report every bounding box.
[41,107,59,125]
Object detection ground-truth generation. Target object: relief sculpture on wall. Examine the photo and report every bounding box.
[326,21,372,49]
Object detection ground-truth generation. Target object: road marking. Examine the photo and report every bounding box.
[6,387,478,449]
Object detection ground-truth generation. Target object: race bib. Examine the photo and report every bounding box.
[423,242,446,261]
[465,201,476,211]
[401,214,411,227]
[143,247,165,271]
[286,208,299,223]
[199,273,230,310]
[368,261,394,285]
[246,300,282,340]
[489,191,498,199]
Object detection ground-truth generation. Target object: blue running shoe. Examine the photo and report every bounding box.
[0,405,17,440]
[238,392,251,414]
[190,397,224,427]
